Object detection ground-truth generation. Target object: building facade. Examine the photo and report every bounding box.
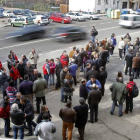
[69,0,139,13]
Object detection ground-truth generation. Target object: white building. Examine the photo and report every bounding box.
[69,0,139,13]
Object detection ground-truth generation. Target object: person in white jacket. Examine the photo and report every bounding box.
[34,112,56,140]
[118,37,125,60]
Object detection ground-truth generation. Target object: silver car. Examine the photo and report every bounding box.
[66,12,86,21]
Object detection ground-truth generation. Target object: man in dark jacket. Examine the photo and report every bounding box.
[60,66,68,102]
[20,96,36,136]
[13,92,22,109]
[86,65,99,81]
[0,96,11,138]
[88,84,102,123]
[10,103,25,139]
[73,49,82,82]
[84,63,91,79]
[74,98,88,140]
[0,67,8,98]
[19,75,34,106]
[59,100,77,140]
[90,26,98,43]
[99,67,108,96]
[24,61,34,79]
[79,79,88,100]
[110,77,128,117]
[3,76,11,98]
[80,48,86,72]
[30,69,38,83]
[55,58,62,89]
[125,49,133,76]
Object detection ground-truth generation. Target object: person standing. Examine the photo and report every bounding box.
[28,48,39,69]
[88,84,102,123]
[20,96,36,136]
[10,50,18,62]
[110,77,128,117]
[10,103,25,139]
[19,75,34,106]
[60,51,69,68]
[42,59,50,88]
[34,113,56,140]
[73,98,88,140]
[90,26,98,43]
[21,54,28,67]
[30,69,38,83]
[111,35,117,55]
[79,79,88,101]
[99,67,108,96]
[132,52,140,79]
[69,46,76,59]
[33,73,47,114]
[125,49,134,76]
[59,100,77,140]
[49,59,56,86]
[118,37,125,60]
[7,54,16,70]
[60,66,68,103]
[0,96,11,138]
[123,77,136,114]
[55,58,62,89]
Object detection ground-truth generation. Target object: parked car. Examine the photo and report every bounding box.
[33,15,49,25]
[0,7,5,12]
[22,9,30,14]
[50,13,72,24]
[119,14,140,28]
[7,25,46,41]
[52,26,86,43]
[81,11,99,20]
[3,10,15,17]
[0,11,4,18]
[11,16,34,27]
[66,12,86,21]
[8,15,20,23]
[13,10,23,15]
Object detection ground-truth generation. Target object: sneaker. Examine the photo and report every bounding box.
[119,114,123,117]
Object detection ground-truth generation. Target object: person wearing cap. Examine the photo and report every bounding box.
[125,48,134,76]
[109,77,128,117]
[73,98,88,140]
[88,84,102,123]
[79,79,88,101]
[59,100,77,140]
[86,75,101,93]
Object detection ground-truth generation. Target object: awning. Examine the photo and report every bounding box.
[129,0,139,3]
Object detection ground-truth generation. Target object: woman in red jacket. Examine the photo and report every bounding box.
[60,51,69,68]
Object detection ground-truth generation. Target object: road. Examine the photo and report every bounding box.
[0,17,140,140]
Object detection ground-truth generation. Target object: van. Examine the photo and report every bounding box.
[34,15,49,25]
[119,14,140,28]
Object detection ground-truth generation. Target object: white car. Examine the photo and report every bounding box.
[66,12,86,21]
[3,10,15,17]
[8,15,22,23]
[33,15,49,25]
[81,11,100,20]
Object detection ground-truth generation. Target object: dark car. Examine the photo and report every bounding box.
[6,25,46,41]
[0,7,5,12]
[13,10,23,15]
[22,9,30,14]
[52,26,86,43]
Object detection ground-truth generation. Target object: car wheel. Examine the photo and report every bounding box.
[90,17,93,20]
[77,18,80,22]
[11,23,14,27]
[61,20,64,24]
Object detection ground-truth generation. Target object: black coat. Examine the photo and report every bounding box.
[74,54,82,67]
[86,69,99,81]
[13,98,22,109]
[84,67,91,79]
[10,110,25,126]
[56,61,62,75]
[73,104,88,128]
[88,89,102,105]
[17,64,25,78]
[100,50,109,62]
[30,73,38,82]
[95,58,102,71]
[21,101,34,122]
[0,72,7,86]
[99,70,108,84]
[64,79,73,93]
[125,53,133,66]
[79,84,88,100]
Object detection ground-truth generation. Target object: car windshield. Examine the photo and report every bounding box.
[75,13,82,16]
[7,11,12,13]
[84,12,89,14]
[61,14,67,17]
[41,17,46,19]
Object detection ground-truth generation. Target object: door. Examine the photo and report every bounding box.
[13,19,20,26]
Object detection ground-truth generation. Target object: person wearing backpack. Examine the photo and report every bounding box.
[0,96,11,138]
[90,26,98,43]
[123,77,137,114]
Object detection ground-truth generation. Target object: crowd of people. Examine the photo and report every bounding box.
[0,27,140,140]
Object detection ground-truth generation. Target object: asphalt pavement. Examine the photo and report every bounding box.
[0,17,140,140]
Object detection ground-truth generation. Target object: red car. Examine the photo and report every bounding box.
[49,13,72,24]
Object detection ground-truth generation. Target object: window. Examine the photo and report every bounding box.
[124,16,128,20]
[98,0,101,5]
[133,16,140,21]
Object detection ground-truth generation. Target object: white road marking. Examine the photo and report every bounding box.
[80,26,86,27]
[39,54,43,56]
[98,26,120,31]
[50,49,62,53]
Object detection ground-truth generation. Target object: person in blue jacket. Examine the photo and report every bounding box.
[68,61,78,86]
[86,75,101,93]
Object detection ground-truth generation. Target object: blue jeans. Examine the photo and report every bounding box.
[49,74,55,85]
[3,118,10,137]
[91,36,95,43]
[111,101,123,116]
[44,74,49,87]
[61,87,64,101]
[13,125,24,139]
